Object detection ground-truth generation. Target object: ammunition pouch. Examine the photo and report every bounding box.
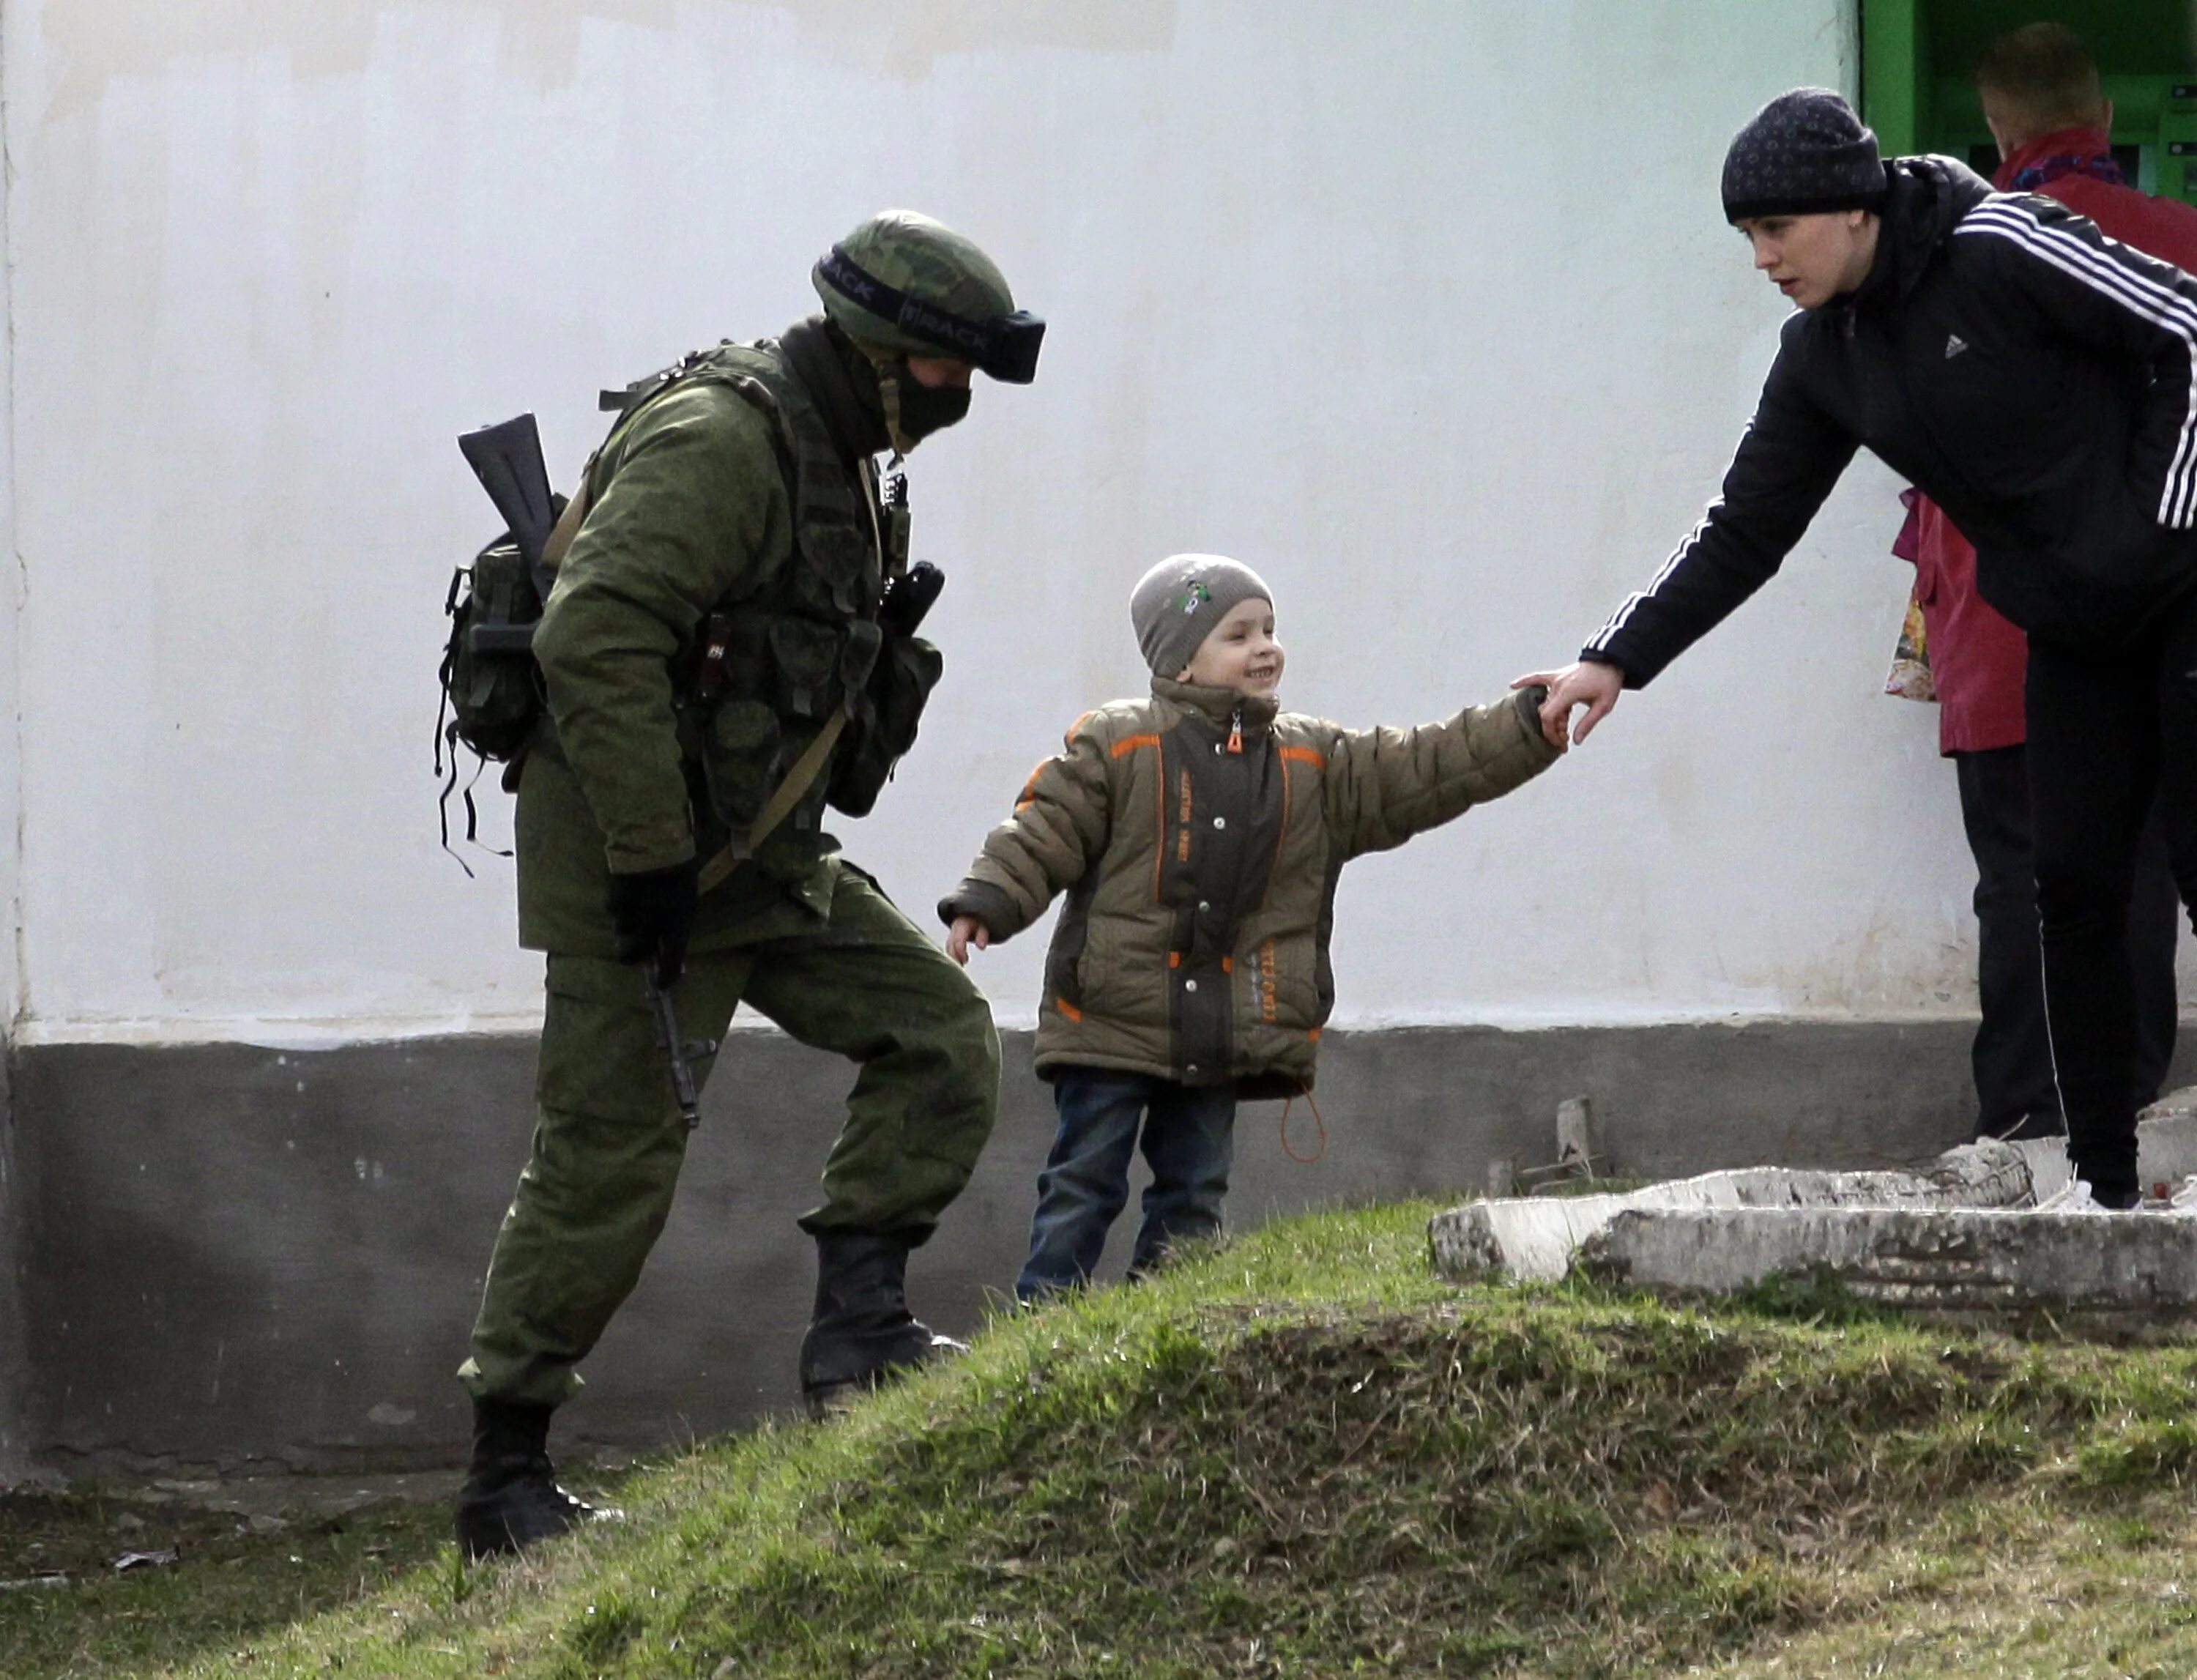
[692,607,939,839]
[699,697,784,833]
[828,631,944,818]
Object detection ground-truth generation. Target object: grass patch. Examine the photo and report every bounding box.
[23,1199,2197,1677]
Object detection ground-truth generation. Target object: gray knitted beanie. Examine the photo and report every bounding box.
[1129,554,1274,678]
[1721,88,1888,223]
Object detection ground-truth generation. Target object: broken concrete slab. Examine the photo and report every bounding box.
[2141,1084,2197,1125]
[2014,1138,2072,1202]
[1572,1205,2197,1327]
[2137,1107,2197,1189]
[1430,1141,2032,1284]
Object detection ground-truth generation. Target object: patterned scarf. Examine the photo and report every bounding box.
[2010,150,2127,192]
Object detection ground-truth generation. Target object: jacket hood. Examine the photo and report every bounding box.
[1848,155,1993,310]
[1150,677,1281,731]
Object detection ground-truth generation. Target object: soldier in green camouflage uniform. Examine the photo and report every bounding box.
[455,211,1044,1558]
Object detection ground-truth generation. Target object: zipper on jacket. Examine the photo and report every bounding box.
[1226,707,1244,754]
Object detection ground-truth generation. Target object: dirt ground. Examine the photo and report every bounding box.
[0,1474,456,1679]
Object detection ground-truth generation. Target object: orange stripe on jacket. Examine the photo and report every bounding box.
[1015,713,1098,809]
[1112,732,1161,758]
[1012,759,1049,811]
[1279,745,1326,767]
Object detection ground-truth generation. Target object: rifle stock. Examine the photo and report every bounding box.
[458,415,557,577]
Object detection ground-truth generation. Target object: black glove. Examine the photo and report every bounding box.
[606,860,700,984]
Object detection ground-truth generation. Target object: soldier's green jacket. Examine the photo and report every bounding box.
[939,680,1560,1096]
[518,336,870,955]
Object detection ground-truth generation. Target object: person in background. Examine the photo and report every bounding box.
[1895,23,2193,1142]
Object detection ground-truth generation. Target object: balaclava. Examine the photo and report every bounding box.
[855,343,971,456]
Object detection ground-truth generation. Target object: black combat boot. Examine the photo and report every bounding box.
[798,1230,967,1417]
[454,1397,620,1561]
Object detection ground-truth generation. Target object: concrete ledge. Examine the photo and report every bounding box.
[1430,1142,2033,1283]
[1574,1205,2197,1328]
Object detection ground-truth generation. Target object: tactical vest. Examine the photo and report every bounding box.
[587,339,930,869]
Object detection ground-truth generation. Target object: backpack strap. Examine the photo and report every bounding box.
[542,359,795,578]
[540,477,591,573]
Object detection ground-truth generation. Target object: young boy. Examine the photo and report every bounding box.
[939,554,1561,1301]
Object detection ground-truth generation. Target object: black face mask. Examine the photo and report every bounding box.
[882,363,973,452]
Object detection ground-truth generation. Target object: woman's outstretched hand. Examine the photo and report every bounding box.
[1512,660,1624,751]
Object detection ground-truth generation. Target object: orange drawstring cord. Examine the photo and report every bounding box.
[1279,1087,1328,1164]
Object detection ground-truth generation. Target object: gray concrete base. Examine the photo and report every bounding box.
[7,1014,2190,1479]
[1575,1205,2197,1328]
[0,1042,25,1484]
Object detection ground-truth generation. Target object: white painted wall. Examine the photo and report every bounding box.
[0,0,16,1041]
[1,0,2178,1040]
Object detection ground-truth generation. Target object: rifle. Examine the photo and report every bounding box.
[644,967,714,1130]
[456,416,561,652]
[458,413,718,1126]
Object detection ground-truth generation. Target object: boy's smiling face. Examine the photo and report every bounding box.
[1179,596,1284,697]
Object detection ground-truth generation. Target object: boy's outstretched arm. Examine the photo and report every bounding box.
[1323,685,1561,859]
[937,713,1115,953]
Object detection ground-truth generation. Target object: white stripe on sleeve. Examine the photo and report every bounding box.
[1955,196,2197,527]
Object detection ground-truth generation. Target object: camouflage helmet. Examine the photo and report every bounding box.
[812,209,1044,384]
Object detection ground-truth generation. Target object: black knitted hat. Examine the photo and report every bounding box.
[1721,88,1889,223]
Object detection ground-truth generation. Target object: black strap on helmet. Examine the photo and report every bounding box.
[817,244,1044,384]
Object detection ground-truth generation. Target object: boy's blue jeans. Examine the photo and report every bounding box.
[1017,1066,1237,1302]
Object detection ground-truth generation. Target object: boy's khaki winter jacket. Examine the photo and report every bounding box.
[938,679,1558,1096]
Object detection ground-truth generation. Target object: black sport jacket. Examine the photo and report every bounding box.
[1586,155,2197,680]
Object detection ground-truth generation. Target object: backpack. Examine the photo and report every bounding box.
[434,517,559,871]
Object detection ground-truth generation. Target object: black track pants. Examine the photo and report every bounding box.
[2026,590,2197,1200]
[1954,745,2179,1140]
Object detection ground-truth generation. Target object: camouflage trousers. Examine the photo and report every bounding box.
[459,867,1000,1409]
